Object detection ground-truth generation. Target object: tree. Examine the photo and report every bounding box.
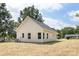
[75,26,79,34]
[61,27,75,38]
[0,3,15,41]
[7,20,17,39]
[18,5,43,24]
[56,30,61,39]
[75,13,79,17]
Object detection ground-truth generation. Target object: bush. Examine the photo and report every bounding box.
[66,37,70,40]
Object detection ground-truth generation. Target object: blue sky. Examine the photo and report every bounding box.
[1,0,79,29]
[42,3,79,29]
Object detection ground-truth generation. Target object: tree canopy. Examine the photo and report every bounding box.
[18,5,43,24]
[57,26,79,39]
[0,3,16,40]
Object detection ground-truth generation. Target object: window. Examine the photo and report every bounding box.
[28,33,31,39]
[43,33,45,39]
[38,33,41,39]
[22,33,24,38]
[47,33,48,39]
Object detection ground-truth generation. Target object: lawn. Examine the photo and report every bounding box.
[0,39,79,56]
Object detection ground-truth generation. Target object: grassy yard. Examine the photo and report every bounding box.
[0,39,79,56]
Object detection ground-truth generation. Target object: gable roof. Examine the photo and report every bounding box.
[31,17,56,31]
[16,16,57,33]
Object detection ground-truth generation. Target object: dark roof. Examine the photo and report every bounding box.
[31,17,56,32]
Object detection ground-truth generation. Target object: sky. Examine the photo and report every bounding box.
[1,0,79,29]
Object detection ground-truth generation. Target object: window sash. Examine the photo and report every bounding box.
[28,33,31,39]
[47,33,48,39]
[38,33,41,39]
[22,33,24,38]
[43,33,45,39]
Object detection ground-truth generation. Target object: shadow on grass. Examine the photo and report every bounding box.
[35,41,62,45]
[0,41,6,43]
[16,40,62,45]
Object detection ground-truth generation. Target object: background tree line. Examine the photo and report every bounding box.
[57,26,79,39]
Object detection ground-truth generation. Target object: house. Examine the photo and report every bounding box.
[16,16,58,43]
[65,34,79,39]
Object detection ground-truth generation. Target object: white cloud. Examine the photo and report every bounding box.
[0,0,63,20]
[43,17,76,29]
[0,0,63,10]
[68,10,79,21]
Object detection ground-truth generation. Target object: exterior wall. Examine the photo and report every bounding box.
[17,18,44,42]
[42,31,58,42]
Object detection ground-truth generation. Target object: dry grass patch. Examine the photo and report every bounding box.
[0,40,79,56]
